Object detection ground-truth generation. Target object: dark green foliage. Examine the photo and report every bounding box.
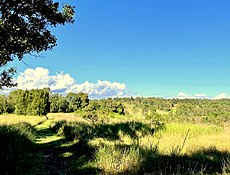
[50,93,69,113]
[9,88,50,116]
[0,95,14,114]
[10,89,27,115]
[101,98,125,115]
[50,120,67,134]
[0,0,75,88]
[0,123,37,175]
[3,89,230,124]
[66,92,89,112]
[30,88,50,115]
[118,97,230,125]
[0,68,17,89]
[83,98,125,115]
[50,92,89,113]
[85,100,101,112]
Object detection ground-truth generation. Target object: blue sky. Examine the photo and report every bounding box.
[9,0,230,98]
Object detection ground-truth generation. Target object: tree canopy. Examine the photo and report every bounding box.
[0,0,75,88]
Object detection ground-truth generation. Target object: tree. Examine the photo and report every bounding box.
[9,88,50,115]
[50,93,69,113]
[0,95,14,114]
[0,0,75,88]
[66,92,89,112]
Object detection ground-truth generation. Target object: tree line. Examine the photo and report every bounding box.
[1,89,230,125]
[0,88,125,116]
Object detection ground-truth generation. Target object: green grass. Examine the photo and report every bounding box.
[0,122,40,175]
[0,113,229,174]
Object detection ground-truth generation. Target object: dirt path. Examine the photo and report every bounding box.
[34,119,71,175]
[32,118,101,175]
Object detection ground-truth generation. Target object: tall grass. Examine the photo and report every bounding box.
[49,116,230,174]
[0,113,229,174]
[95,145,141,174]
[0,122,38,175]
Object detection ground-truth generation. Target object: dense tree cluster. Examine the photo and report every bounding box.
[82,99,125,115]
[0,89,126,116]
[50,92,89,113]
[8,88,50,115]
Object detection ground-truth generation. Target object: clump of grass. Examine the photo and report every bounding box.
[169,129,190,156]
[222,158,230,174]
[95,144,141,174]
[50,120,67,135]
[62,122,92,141]
[0,122,38,175]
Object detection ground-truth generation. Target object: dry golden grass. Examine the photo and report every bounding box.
[47,112,91,124]
[1,113,229,155]
[136,123,230,155]
[45,113,230,155]
[95,145,141,174]
[0,113,230,174]
[0,114,47,126]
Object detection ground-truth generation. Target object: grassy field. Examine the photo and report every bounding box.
[0,113,230,174]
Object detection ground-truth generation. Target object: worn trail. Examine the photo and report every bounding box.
[33,118,71,175]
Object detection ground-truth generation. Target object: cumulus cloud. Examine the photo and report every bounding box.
[2,67,131,99]
[66,80,127,99]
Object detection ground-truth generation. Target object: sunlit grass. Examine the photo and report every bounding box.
[95,144,141,174]
[0,113,230,174]
[36,135,63,144]
[45,114,230,156]
[138,122,230,155]
[47,112,90,124]
[61,152,74,158]
[0,114,47,126]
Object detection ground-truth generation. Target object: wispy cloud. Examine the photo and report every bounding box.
[2,67,132,99]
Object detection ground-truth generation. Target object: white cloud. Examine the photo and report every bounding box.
[66,80,127,99]
[176,92,209,99]
[2,68,230,100]
[2,67,131,99]
[213,93,230,100]
[175,92,230,100]
[16,67,75,93]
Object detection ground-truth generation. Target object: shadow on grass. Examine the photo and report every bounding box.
[55,121,230,175]
[127,145,230,175]
[1,121,229,175]
[61,120,162,142]
[39,120,162,174]
[0,123,40,175]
